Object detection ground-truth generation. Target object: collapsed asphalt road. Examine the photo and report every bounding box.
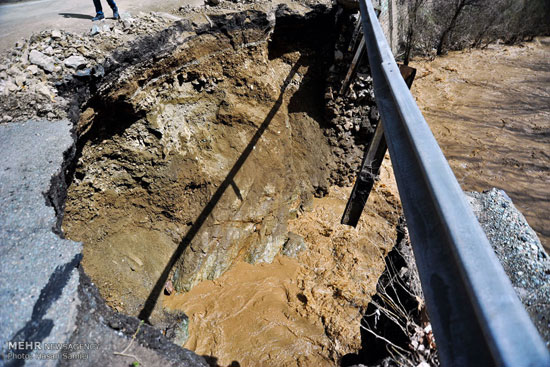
[0,119,207,366]
[0,119,81,366]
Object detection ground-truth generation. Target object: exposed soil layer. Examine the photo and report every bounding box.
[411,38,550,250]
[61,1,384,321]
[164,157,401,366]
[63,6,334,318]
[55,2,404,364]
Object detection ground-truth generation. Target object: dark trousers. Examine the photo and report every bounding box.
[93,0,118,15]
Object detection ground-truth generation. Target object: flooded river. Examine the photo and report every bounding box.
[411,38,550,250]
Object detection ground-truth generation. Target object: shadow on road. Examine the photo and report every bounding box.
[59,12,93,20]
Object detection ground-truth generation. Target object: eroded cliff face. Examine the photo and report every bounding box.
[62,7,343,317]
[56,3,407,364]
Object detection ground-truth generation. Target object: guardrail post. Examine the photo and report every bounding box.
[342,65,415,227]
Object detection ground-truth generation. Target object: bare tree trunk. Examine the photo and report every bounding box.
[472,16,496,48]
[403,0,425,65]
[403,27,414,65]
[437,0,468,55]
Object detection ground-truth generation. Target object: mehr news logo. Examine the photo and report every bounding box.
[4,341,100,361]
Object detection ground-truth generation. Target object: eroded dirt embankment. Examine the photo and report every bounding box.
[62,7,338,317]
[54,3,403,365]
[411,38,550,251]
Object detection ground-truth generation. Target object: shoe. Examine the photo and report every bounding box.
[92,13,104,21]
[113,11,120,20]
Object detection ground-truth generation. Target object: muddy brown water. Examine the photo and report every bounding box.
[164,157,401,366]
[411,38,550,251]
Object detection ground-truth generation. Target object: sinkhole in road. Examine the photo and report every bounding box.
[61,6,403,365]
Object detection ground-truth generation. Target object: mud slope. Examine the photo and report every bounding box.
[62,6,341,318]
[59,3,405,365]
[164,157,401,366]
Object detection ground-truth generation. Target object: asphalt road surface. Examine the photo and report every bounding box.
[0,119,82,365]
[0,121,209,366]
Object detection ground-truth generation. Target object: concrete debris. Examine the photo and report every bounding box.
[14,74,25,86]
[4,80,17,93]
[7,66,19,76]
[26,64,39,74]
[63,55,87,69]
[0,12,186,122]
[43,45,54,55]
[90,25,101,36]
[28,49,55,72]
[34,82,53,99]
[51,29,62,39]
[119,11,134,21]
[151,12,182,21]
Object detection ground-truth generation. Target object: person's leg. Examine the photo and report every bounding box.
[105,0,118,11]
[105,0,119,19]
[92,0,105,20]
[93,0,103,15]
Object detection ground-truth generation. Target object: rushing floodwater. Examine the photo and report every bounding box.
[411,38,550,251]
[164,157,402,366]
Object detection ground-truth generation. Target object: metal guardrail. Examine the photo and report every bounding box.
[356,0,550,366]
